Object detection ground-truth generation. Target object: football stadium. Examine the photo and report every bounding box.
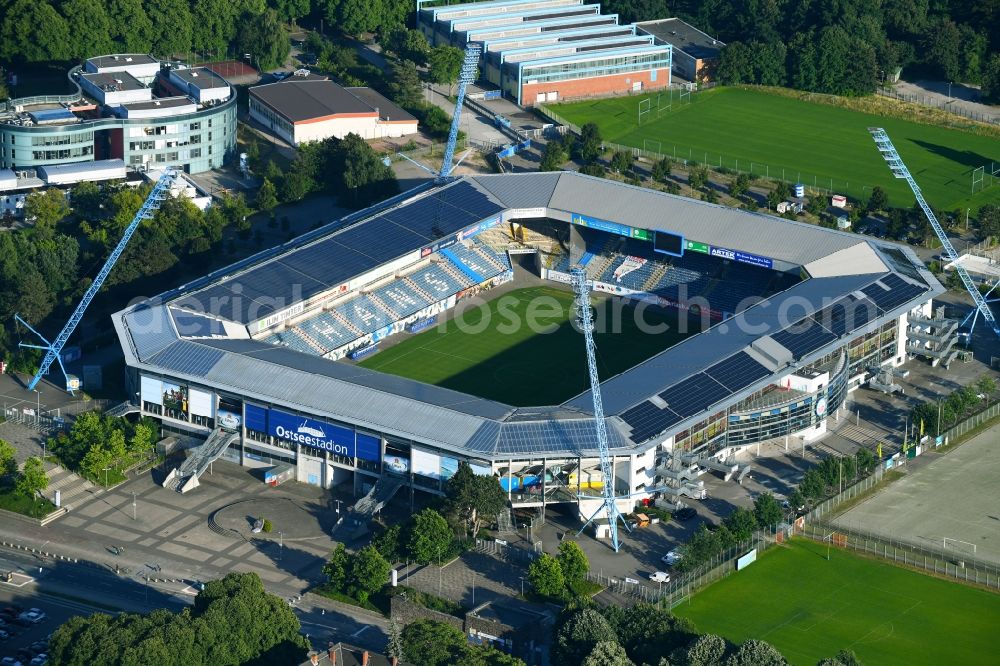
[113,172,941,520]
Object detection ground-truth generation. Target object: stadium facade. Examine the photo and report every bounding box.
[114,172,941,514]
[0,55,236,174]
[417,0,672,105]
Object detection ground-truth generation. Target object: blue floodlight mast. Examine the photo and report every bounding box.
[869,128,1000,339]
[438,43,482,181]
[571,267,631,551]
[15,168,177,393]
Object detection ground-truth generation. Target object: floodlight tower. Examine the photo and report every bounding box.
[438,43,481,181]
[869,128,1000,340]
[15,168,177,393]
[570,267,631,551]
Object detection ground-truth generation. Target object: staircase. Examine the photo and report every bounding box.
[105,401,140,418]
[353,476,405,518]
[367,292,399,319]
[162,427,239,493]
[44,463,97,510]
[474,245,508,273]
[294,327,327,353]
[438,259,474,286]
[644,263,669,292]
[403,276,435,303]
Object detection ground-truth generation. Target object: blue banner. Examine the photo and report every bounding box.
[245,404,267,433]
[570,213,633,238]
[268,408,356,457]
[356,433,381,461]
[709,245,774,269]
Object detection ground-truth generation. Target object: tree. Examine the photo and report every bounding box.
[583,641,634,666]
[24,189,70,234]
[129,421,155,456]
[925,18,962,81]
[273,0,312,22]
[723,507,757,542]
[681,633,729,666]
[0,0,71,62]
[106,0,154,53]
[402,618,467,666]
[147,0,193,58]
[386,618,406,664]
[983,54,1000,103]
[256,178,278,211]
[346,545,390,603]
[323,543,349,591]
[976,375,997,399]
[428,46,465,86]
[445,461,506,538]
[235,9,290,72]
[108,429,128,469]
[337,0,383,36]
[332,134,400,207]
[652,158,672,183]
[729,172,749,199]
[552,607,617,665]
[528,553,565,598]
[976,204,1000,239]
[578,123,603,163]
[61,0,114,59]
[868,186,889,213]
[725,639,787,666]
[80,444,113,485]
[16,457,48,500]
[602,602,695,665]
[191,0,238,55]
[753,493,783,528]
[610,151,633,174]
[689,166,709,191]
[557,540,589,585]
[540,140,568,172]
[717,42,754,84]
[0,439,17,481]
[408,508,453,565]
[800,468,826,499]
[372,523,402,562]
[389,59,424,109]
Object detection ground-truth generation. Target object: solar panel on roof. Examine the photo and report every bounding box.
[704,351,771,392]
[862,275,925,313]
[770,320,838,358]
[170,309,226,337]
[658,373,731,419]
[812,295,877,337]
[620,400,683,442]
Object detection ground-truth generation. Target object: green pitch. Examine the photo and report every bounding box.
[552,87,1000,211]
[359,286,698,405]
[675,538,1000,666]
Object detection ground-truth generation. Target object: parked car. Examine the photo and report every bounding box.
[29,654,46,666]
[0,607,22,620]
[16,610,44,625]
[661,549,683,566]
[674,507,697,521]
[0,657,23,666]
[28,643,46,655]
[649,571,671,583]
[0,630,9,641]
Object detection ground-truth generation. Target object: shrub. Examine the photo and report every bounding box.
[262,519,273,533]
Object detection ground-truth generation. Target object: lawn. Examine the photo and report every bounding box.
[552,87,1000,212]
[0,487,57,519]
[359,286,698,405]
[675,538,1000,666]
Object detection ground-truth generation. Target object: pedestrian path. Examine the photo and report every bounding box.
[44,462,98,511]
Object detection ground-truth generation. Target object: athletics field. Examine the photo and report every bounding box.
[675,538,1000,665]
[551,87,1000,211]
[359,286,698,405]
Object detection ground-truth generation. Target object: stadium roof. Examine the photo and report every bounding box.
[116,173,941,458]
[249,80,402,123]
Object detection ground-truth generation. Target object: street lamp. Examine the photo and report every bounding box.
[103,466,111,488]
[948,81,953,100]
[279,531,283,560]
[33,389,40,426]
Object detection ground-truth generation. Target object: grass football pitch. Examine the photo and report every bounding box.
[675,538,1000,666]
[552,87,1000,211]
[358,286,698,405]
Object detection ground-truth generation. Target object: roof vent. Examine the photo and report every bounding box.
[113,55,120,61]
[114,78,123,84]
[125,56,133,62]
[191,71,198,77]
[154,100,161,106]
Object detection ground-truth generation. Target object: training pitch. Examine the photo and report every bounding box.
[552,87,1000,211]
[359,285,698,405]
[675,538,1000,665]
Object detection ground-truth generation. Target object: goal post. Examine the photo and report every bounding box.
[638,98,651,125]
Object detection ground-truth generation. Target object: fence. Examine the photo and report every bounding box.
[939,400,1000,442]
[800,523,1000,590]
[803,465,887,523]
[877,87,999,125]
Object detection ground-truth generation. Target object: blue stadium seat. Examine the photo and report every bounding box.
[299,311,358,348]
[267,328,321,355]
[410,262,470,297]
[472,242,512,271]
[333,294,395,334]
[373,280,432,318]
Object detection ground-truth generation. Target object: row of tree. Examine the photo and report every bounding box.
[910,375,996,437]
[0,440,48,504]
[526,540,590,599]
[601,0,999,99]
[551,599,864,666]
[397,618,525,666]
[0,0,291,71]
[46,410,157,485]
[46,572,310,665]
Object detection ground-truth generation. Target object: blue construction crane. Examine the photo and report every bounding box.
[570,266,632,552]
[869,128,1000,340]
[15,168,177,393]
[438,43,481,181]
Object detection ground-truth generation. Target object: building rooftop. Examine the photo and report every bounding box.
[170,67,230,90]
[80,71,146,92]
[86,54,158,69]
[636,17,724,59]
[250,80,374,122]
[120,96,198,111]
[345,87,417,122]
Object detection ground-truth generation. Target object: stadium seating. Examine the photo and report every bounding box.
[372,280,432,318]
[410,261,471,298]
[444,245,493,282]
[333,294,395,334]
[264,328,322,355]
[299,311,358,349]
[472,241,511,272]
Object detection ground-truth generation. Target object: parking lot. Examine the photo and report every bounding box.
[0,592,60,666]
